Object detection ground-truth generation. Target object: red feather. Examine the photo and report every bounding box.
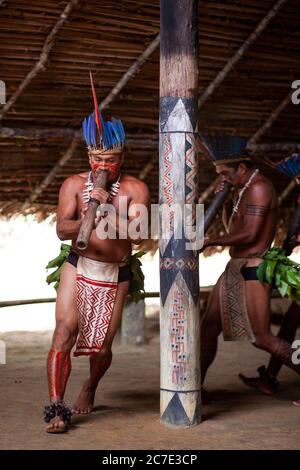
[89,71,102,132]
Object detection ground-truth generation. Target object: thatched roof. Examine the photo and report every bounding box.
[0,0,300,233]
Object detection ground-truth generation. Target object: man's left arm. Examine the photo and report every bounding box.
[203,182,272,249]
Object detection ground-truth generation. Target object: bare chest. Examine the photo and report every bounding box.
[76,183,131,219]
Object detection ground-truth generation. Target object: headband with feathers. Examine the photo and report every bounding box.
[82,72,125,153]
[200,133,250,165]
[275,153,300,178]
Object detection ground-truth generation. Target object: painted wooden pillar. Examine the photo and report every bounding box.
[159,0,201,427]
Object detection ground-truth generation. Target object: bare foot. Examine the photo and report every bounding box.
[238,373,277,396]
[45,415,67,433]
[72,380,96,414]
[292,400,300,406]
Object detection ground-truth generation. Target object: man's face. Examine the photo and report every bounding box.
[215,163,243,188]
[88,152,123,182]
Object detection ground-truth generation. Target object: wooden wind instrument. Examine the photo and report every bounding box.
[76,169,108,250]
[203,181,232,233]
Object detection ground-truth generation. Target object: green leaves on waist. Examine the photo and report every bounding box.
[256,247,300,304]
[46,243,71,290]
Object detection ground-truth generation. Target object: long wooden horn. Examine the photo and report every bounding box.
[203,181,232,233]
[76,170,108,250]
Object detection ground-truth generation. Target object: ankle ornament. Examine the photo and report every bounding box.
[44,400,72,424]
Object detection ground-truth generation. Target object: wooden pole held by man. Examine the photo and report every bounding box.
[76,170,108,250]
[203,182,232,234]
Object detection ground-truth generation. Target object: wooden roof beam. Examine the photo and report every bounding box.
[0,0,81,123]
[0,30,159,124]
[20,34,160,207]
[278,179,297,206]
[198,0,288,109]
[99,34,160,111]
[138,152,158,181]
[21,139,78,210]
[247,93,292,146]
[0,126,158,147]
[247,93,296,207]
[1,126,299,154]
[249,142,300,153]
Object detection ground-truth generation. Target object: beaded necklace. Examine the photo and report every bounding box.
[225,168,259,233]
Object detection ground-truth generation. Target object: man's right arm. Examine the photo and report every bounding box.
[56,176,82,241]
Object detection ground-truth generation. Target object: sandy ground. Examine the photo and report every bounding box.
[0,316,299,450]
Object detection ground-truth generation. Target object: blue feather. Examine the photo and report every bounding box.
[85,120,90,146]
[91,114,97,147]
[275,153,300,178]
[200,133,247,161]
[82,118,88,145]
[111,121,120,145]
[88,115,95,147]
[119,120,125,144]
[113,119,125,145]
[83,79,126,150]
[99,113,108,149]
[106,121,114,147]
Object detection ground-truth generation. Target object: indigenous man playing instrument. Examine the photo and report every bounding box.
[44,77,150,433]
[200,136,300,395]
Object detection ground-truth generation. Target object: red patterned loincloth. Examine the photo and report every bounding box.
[74,257,119,356]
[220,258,256,343]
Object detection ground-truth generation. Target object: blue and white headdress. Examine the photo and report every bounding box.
[82,72,125,154]
[200,133,250,165]
[275,153,300,179]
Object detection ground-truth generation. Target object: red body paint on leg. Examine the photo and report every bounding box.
[47,348,71,401]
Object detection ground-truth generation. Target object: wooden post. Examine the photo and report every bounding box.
[159,0,200,428]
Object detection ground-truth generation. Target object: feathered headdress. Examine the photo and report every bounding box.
[275,153,300,179]
[82,72,125,154]
[200,133,250,165]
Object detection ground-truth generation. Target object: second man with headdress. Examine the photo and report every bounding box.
[200,134,300,401]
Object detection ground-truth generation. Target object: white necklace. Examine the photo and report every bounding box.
[226,168,259,232]
[82,171,121,205]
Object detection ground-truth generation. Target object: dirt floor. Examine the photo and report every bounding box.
[0,315,299,450]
